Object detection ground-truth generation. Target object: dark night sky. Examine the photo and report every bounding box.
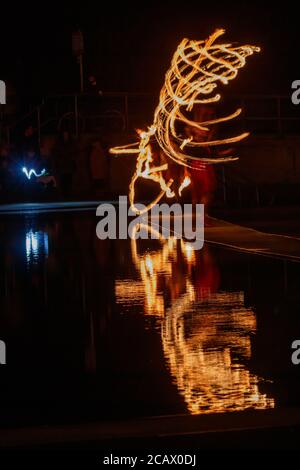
[1,0,298,103]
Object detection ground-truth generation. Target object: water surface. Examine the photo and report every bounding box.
[0,211,300,427]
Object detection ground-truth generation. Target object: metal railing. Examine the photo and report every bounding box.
[2,93,300,145]
[215,165,276,208]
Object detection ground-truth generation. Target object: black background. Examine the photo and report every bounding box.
[0,1,298,104]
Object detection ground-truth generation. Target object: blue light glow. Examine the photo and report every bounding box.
[25,229,49,264]
[22,167,46,180]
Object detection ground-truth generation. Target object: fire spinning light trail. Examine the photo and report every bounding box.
[110,29,260,214]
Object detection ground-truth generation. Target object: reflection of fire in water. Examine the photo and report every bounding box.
[162,291,274,414]
[110,29,260,213]
[115,227,274,414]
[116,224,197,316]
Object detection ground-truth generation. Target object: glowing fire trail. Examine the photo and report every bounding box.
[110,29,260,213]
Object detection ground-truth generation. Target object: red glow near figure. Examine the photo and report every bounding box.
[184,105,216,220]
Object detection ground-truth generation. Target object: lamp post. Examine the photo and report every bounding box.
[72,30,84,93]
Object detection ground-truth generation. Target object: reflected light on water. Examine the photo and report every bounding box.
[162,291,275,414]
[25,229,49,264]
[116,226,275,415]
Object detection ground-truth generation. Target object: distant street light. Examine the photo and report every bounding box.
[0,80,6,104]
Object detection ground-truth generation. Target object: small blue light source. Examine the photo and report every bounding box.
[22,167,46,180]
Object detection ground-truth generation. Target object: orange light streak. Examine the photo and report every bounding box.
[110,29,260,213]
